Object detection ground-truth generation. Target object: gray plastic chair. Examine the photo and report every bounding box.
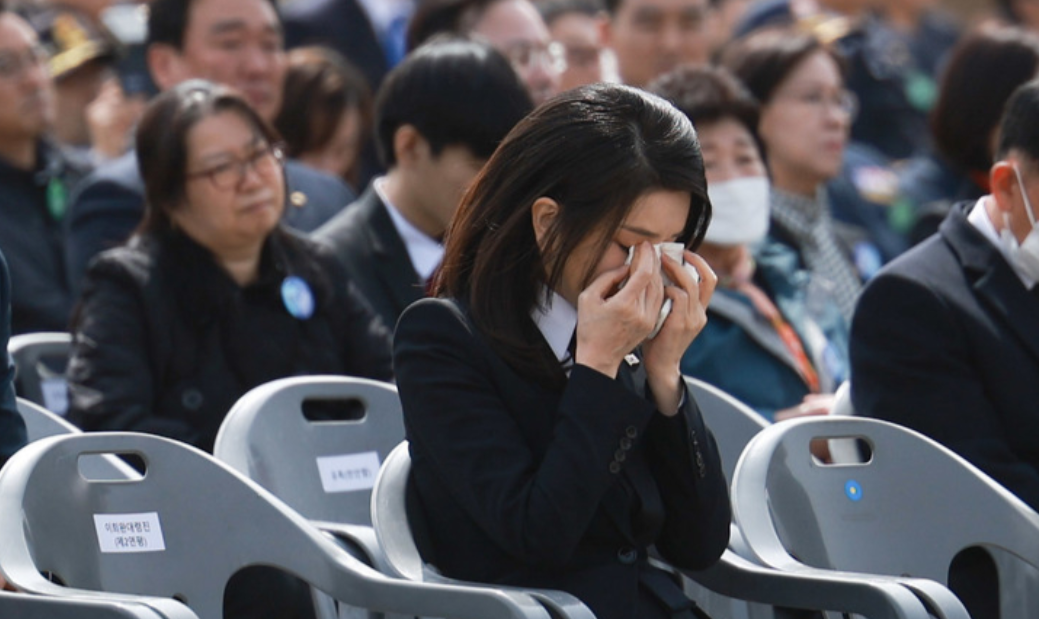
[370,439,932,619]
[214,375,402,528]
[730,416,1039,618]
[680,379,940,619]
[15,397,140,480]
[213,376,404,618]
[371,441,597,619]
[8,331,71,415]
[0,589,189,619]
[0,432,554,619]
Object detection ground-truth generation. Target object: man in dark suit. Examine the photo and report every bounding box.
[850,79,1039,618]
[313,37,532,331]
[0,8,93,333]
[65,0,353,293]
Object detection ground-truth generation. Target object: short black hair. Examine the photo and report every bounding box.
[375,36,533,168]
[406,0,496,52]
[998,79,1039,162]
[648,65,759,140]
[146,0,280,49]
[602,0,621,14]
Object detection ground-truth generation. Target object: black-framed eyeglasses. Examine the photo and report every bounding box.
[186,143,284,190]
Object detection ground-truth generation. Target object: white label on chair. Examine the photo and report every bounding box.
[41,377,69,416]
[316,452,381,493]
[93,512,166,553]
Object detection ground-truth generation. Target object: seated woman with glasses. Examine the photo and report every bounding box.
[66,80,393,455]
[394,83,730,619]
[721,27,868,322]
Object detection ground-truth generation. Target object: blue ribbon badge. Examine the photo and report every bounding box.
[281,275,314,320]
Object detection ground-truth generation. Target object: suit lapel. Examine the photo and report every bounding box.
[363,191,427,313]
[942,203,1039,363]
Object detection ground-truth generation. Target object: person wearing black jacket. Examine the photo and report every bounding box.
[0,9,92,334]
[67,81,392,455]
[395,84,730,619]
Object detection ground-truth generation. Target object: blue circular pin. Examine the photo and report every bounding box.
[845,480,863,502]
[281,275,314,320]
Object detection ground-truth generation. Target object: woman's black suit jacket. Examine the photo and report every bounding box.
[394,298,731,619]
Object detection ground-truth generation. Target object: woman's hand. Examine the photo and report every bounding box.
[574,242,664,378]
[773,393,835,423]
[642,250,717,415]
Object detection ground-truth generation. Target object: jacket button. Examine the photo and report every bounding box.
[617,547,637,565]
[619,436,632,450]
[614,449,626,462]
[625,426,638,439]
[608,461,621,474]
[181,388,204,411]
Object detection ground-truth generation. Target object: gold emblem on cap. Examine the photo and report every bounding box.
[290,191,308,208]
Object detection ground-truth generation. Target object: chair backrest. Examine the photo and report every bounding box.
[370,441,425,582]
[8,332,72,415]
[15,398,139,480]
[731,416,1039,585]
[824,382,865,464]
[685,376,770,484]
[371,442,598,619]
[0,432,552,619]
[214,376,405,525]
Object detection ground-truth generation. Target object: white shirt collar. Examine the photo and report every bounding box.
[967,197,1036,289]
[530,288,577,364]
[374,177,444,282]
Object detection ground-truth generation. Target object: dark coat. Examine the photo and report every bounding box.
[313,187,425,332]
[66,227,392,452]
[0,140,92,333]
[849,199,1036,619]
[851,201,1039,510]
[0,250,28,469]
[394,298,731,619]
[65,151,354,295]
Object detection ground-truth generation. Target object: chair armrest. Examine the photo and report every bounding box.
[685,549,936,619]
[0,590,178,619]
[385,555,595,619]
[311,520,393,574]
[3,580,199,619]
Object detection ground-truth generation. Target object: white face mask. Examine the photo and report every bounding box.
[704,176,771,246]
[1000,165,1039,281]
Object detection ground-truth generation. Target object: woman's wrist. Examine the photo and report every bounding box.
[646,367,682,416]
[574,350,621,379]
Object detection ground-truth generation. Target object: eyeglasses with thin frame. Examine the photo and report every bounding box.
[503,41,567,75]
[779,88,858,120]
[0,45,49,80]
[186,143,284,191]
